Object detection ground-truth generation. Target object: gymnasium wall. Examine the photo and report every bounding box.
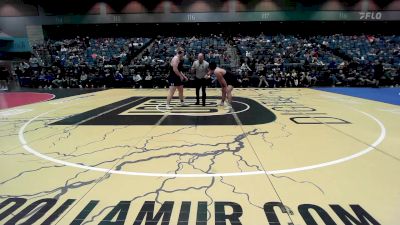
[0,0,399,37]
[0,0,38,17]
[1,0,400,16]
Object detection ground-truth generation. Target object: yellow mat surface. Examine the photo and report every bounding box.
[0,88,398,225]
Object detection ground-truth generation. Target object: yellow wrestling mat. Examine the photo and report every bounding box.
[0,88,399,225]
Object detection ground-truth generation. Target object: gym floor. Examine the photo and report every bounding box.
[0,88,399,225]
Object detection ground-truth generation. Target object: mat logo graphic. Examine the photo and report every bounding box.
[0,198,381,225]
[51,96,276,126]
[254,95,351,125]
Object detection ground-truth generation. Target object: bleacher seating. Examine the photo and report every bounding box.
[16,34,399,88]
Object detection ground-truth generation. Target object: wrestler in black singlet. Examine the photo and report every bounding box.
[168,59,184,87]
[223,70,237,86]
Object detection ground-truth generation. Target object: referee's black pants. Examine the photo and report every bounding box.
[195,77,207,106]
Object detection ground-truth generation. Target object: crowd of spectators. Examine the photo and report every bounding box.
[13,35,233,89]
[126,35,232,88]
[10,33,400,89]
[15,36,151,88]
[233,33,399,87]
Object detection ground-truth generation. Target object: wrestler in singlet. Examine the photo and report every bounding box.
[168,59,184,87]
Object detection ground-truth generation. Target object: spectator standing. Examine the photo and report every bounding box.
[144,71,153,88]
[0,68,9,91]
[133,73,142,88]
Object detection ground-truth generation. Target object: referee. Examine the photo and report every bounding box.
[191,53,209,106]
